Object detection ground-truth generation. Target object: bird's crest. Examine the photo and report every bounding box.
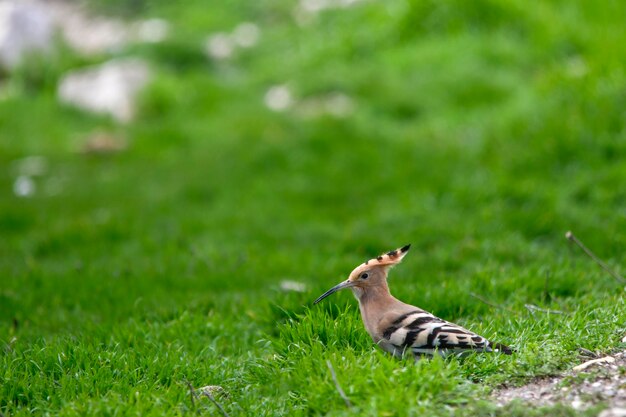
[366,243,411,266]
[349,244,411,278]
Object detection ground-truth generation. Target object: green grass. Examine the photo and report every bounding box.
[1,0,626,415]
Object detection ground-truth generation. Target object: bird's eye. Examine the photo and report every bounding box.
[360,273,369,279]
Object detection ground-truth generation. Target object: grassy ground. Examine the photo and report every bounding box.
[1,0,626,415]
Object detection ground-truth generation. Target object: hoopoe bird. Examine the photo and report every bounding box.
[314,244,513,359]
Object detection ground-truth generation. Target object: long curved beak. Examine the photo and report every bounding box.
[313,280,355,304]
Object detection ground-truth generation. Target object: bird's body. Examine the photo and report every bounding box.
[314,244,512,359]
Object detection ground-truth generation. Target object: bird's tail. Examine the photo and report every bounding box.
[490,341,514,355]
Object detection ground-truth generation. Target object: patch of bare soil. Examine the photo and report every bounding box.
[493,351,626,415]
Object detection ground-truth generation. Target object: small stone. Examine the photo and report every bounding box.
[598,408,626,417]
[135,18,169,43]
[13,175,35,198]
[80,131,127,154]
[300,0,329,13]
[264,85,292,112]
[279,280,307,293]
[0,1,54,68]
[61,11,128,55]
[571,396,584,409]
[58,59,151,122]
[232,22,260,48]
[324,92,354,117]
[205,33,234,60]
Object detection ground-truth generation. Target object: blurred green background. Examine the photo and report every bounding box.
[1,0,625,415]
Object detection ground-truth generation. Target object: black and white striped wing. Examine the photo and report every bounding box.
[382,310,504,357]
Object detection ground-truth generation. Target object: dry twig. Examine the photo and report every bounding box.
[200,390,230,417]
[184,379,230,417]
[578,347,598,358]
[566,231,626,284]
[326,360,352,408]
[524,304,566,315]
[183,379,200,415]
[469,292,514,313]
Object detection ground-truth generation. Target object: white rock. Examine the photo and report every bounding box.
[298,0,362,13]
[58,59,151,122]
[61,12,128,55]
[279,280,307,293]
[325,92,354,117]
[134,18,169,43]
[232,22,260,48]
[205,33,234,60]
[338,0,362,7]
[300,0,331,13]
[52,3,170,53]
[570,396,583,410]
[598,408,626,417]
[0,1,172,67]
[296,92,354,119]
[13,175,35,197]
[0,1,54,68]
[264,85,292,112]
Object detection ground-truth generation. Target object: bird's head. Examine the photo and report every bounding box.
[313,244,411,304]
